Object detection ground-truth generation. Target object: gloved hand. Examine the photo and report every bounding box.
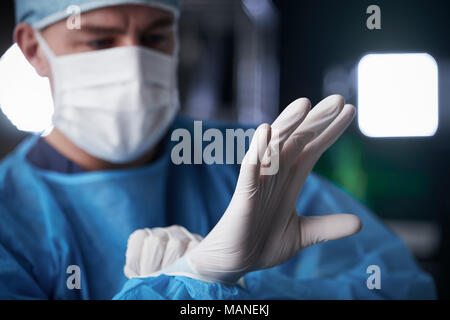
[181,95,362,284]
[123,95,362,285]
[124,225,203,279]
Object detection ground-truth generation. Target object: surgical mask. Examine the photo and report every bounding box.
[35,31,179,164]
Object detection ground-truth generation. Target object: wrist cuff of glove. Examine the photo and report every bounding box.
[149,256,246,288]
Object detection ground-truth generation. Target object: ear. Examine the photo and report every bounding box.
[14,23,51,77]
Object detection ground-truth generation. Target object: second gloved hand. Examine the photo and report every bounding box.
[124,225,203,279]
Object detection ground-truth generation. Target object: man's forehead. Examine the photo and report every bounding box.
[15,0,181,30]
[79,5,175,30]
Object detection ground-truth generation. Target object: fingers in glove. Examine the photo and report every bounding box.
[298,214,363,249]
[259,98,311,173]
[288,104,356,200]
[238,123,271,192]
[124,228,151,278]
[301,104,356,162]
[140,228,169,275]
[279,103,355,212]
[281,95,345,168]
[269,98,311,150]
[165,225,200,242]
[124,226,204,279]
[161,226,202,267]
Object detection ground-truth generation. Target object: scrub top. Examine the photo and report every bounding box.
[0,116,436,299]
[26,137,86,174]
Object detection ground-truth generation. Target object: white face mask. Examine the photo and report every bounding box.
[35,31,179,164]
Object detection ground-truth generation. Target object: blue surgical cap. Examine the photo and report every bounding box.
[15,0,181,30]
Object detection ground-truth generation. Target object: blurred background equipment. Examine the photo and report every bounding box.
[0,0,449,298]
[178,0,279,123]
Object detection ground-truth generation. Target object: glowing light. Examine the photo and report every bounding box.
[0,44,54,133]
[358,53,438,137]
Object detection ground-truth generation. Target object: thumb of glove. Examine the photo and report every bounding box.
[298,214,363,248]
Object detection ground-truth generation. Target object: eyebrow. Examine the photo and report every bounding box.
[80,25,127,35]
[146,16,175,30]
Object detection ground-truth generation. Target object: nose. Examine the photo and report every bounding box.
[117,33,141,47]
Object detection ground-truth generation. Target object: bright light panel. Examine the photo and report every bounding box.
[0,44,54,133]
[358,53,438,137]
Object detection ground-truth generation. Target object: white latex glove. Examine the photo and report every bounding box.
[180,94,363,284]
[124,225,203,279]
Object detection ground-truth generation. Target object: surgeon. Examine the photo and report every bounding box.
[0,0,435,299]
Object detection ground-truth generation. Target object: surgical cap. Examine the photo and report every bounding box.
[15,0,181,30]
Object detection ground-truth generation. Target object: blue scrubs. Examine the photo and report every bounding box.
[26,137,86,174]
[0,117,436,299]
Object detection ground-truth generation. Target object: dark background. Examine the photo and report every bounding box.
[275,0,450,299]
[0,0,449,298]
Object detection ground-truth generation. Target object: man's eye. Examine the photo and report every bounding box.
[87,38,114,49]
[141,34,167,46]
